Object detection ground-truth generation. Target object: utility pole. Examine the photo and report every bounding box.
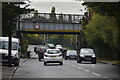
[8,20,12,67]
[0,2,2,37]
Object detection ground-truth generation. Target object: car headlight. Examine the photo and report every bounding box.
[92,55,95,57]
[66,54,69,56]
[80,55,84,57]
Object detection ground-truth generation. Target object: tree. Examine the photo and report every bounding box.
[68,14,72,23]
[34,10,39,21]
[2,1,34,36]
[2,1,35,57]
[81,2,120,60]
[49,7,56,22]
[83,13,118,59]
[59,13,64,22]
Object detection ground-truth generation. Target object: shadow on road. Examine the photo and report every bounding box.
[45,63,63,66]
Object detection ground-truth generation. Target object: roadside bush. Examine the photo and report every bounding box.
[83,13,119,60]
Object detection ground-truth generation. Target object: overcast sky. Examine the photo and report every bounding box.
[28,0,86,15]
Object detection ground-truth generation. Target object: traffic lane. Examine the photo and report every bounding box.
[28,45,38,59]
[64,59,119,79]
[14,59,105,78]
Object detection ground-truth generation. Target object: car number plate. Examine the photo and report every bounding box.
[86,58,91,60]
[51,56,56,58]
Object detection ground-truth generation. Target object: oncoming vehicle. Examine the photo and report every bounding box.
[77,48,96,64]
[65,50,77,60]
[46,44,55,49]
[0,37,21,66]
[56,45,62,51]
[44,49,63,65]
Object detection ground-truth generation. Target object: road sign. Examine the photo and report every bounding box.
[34,24,40,29]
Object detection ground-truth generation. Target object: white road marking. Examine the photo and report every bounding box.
[92,72,101,77]
[72,65,76,67]
[66,61,111,79]
[78,64,84,65]
[77,67,81,69]
[103,76,112,80]
[104,77,109,79]
[66,63,68,64]
[82,69,90,72]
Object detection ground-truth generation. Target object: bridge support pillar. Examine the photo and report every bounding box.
[76,33,81,53]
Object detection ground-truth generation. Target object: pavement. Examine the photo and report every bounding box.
[97,60,120,66]
[1,45,38,80]
[1,58,28,80]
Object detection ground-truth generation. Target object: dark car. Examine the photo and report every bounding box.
[65,50,77,60]
[76,48,96,64]
[62,48,68,58]
[36,47,47,61]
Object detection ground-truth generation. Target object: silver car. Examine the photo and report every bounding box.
[44,49,63,65]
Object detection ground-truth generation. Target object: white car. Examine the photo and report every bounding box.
[44,49,63,65]
[56,45,62,50]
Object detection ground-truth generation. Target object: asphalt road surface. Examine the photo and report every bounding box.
[13,45,119,80]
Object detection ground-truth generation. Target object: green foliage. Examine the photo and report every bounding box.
[2,2,34,36]
[21,39,28,53]
[83,2,120,17]
[83,13,119,59]
[24,34,43,45]
[81,2,120,60]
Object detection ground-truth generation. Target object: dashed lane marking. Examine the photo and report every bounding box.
[77,67,82,69]
[72,65,76,67]
[104,77,109,79]
[103,76,113,80]
[82,69,90,72]
[92,72,101,77]
[65,61,112,80]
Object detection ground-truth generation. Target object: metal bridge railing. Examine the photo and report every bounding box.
[20,13,83,24]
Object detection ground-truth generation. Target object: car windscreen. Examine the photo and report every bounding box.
[80,49,94,55]
[57,45,62,47]
[48,44,55,47]
[67,50,77,55]
[47,50,60,54]
[0,41,18,50]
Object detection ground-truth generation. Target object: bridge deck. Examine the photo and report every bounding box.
[17,13,83,34]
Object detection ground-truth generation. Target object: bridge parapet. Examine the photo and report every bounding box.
[17,13,83,34]
[20,13,83,24]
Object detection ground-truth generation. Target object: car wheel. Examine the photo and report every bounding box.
[14,62,19,67]
[39,57,41,61]
[77,58,81,63]
[60,62,63,65]
[65,57,67,60]
[44,62,47,65]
